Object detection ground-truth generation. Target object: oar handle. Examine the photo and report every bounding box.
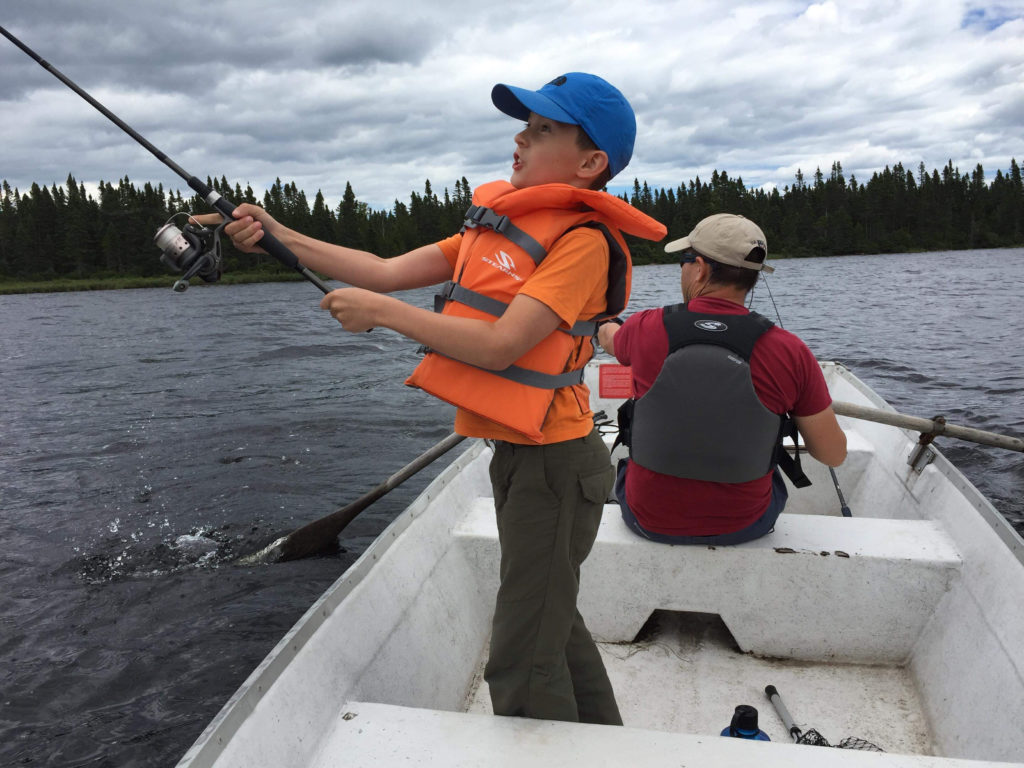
[832,401,1024,453]
[765,685,801,742]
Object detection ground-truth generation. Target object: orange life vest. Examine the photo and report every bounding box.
[405,180,666,443]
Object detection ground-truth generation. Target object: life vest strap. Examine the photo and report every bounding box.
[775,415,813,488]
[462,205,547,265]
[435,281,598,337]
[415,344,586,389]
[498,363,586,388]
[434,281,508,318]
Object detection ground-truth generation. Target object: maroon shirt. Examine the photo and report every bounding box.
[614,296,832,535]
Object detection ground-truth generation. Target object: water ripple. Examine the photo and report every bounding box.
[1,251,1022,766]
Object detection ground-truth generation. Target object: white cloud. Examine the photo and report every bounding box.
[1,0,1022,213]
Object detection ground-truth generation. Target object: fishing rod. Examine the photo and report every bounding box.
[0,25,330,294]
[756,273,854,516]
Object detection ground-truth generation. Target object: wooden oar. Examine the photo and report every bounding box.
[236,433,468,565]
[831,401,1024,453]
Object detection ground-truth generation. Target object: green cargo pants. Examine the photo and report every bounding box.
[484,428,622,725]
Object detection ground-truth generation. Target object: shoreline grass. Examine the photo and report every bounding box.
[0,271,308,295]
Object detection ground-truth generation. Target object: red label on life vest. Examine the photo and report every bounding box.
[598,364,633,398]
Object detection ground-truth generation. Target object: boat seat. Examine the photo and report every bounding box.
[308,700,991,768]
[453,500,962,664]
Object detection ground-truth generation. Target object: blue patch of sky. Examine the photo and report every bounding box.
[961,4,1023,30]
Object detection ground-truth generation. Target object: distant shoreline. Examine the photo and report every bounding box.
[2,246,1021,295]
[0,270,309,295]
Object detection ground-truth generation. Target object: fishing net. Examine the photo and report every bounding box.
[797,729,884,751]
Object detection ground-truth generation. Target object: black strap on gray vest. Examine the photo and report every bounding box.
[776,416,812,488]
[620,303,811,486]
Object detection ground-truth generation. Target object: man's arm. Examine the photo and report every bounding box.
[794,407,847,467]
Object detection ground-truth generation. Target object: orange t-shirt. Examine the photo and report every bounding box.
[434,226,611,444]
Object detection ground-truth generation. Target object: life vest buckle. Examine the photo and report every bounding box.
[462,205,486,229]
[463,204,510,236]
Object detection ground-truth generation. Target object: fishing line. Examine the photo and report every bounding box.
[0,24,330,295]
[754,272,785,329]
[754,272,852,516]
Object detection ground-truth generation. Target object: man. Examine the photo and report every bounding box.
[597,214,846,544]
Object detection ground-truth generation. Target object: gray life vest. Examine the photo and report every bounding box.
[623,303,790,484]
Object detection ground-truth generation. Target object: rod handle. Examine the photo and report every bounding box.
[197,181,331,294]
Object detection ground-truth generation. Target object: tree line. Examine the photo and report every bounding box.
[1,157,1021,282]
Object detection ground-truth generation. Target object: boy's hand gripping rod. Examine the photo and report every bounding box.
[0,24,330,295]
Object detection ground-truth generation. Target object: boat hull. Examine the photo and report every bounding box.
[177,362,1024,767]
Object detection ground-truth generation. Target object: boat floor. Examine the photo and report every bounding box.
[314,614,1001,768]
[465,611,931,755]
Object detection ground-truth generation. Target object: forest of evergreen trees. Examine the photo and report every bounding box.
[1,157,1021,283]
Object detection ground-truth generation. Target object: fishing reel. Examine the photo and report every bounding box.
[154,214,226,292]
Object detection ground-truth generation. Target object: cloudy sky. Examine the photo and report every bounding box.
[1,0,1022,212]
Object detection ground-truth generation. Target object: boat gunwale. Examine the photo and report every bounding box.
[825,361,1024,565]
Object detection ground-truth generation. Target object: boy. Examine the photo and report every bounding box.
[210,73,666,724]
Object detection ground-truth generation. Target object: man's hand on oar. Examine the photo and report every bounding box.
[236,433,468,566]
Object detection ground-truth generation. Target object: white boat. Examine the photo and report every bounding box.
[176,360,1024,767]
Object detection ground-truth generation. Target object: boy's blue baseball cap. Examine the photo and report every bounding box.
[491,72,636,180]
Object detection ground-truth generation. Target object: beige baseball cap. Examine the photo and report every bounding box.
[664,213,773,273]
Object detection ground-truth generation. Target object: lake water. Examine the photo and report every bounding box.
[2,248,1022,767]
